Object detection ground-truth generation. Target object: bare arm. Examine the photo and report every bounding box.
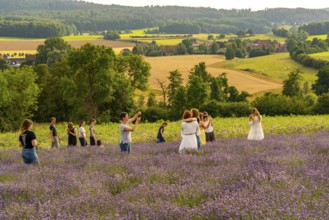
[32,139,37,147]
[182,118,197,122]
[128,111,142,123]
[124,118,141,131]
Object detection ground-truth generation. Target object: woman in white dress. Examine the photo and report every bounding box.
[179,110,200,153]
[248,108,264,140]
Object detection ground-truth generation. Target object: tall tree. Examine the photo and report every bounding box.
[0,67,39,131]
[116,55,151,91]
[282,70,303,97]
[65,43,116,118]
[167,69,183,105]
[186,76,209,108]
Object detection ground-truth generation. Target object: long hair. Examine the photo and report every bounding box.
[191,108,200,121]
[20,119,33,135]
[250,108,261,121]
[89,118,96,126]
[79,121,85,127]
[68,122,74,129]
[182,110,192,119]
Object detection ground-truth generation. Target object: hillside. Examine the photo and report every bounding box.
[1,0,329,35]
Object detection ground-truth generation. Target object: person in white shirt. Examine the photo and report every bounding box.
[179,110,200,153]
[203,111,215,142]
[119,111,142,153]
[78,121,88,146]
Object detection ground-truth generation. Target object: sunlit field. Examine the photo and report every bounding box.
[310,51,329,61]
[307,34,327,41]
[2,115,329,151]
[216,53,318,83]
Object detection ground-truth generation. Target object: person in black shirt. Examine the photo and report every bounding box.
[67,122,77,147]
[19,119,39,165]
[156,122,168,143]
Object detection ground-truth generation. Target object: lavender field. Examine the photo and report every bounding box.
[1,133,329,219]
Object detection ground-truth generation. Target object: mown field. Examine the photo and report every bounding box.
[145,55,282,94]
[0,35,134,56]
[1,115,329,151]
[215,53,318,83]
[0,130,328,218]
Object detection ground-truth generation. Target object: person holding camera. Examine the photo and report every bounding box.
[203,112,215,142]
[119,111,142,154]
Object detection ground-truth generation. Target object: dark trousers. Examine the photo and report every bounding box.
[79,137,87,146]
[90,136,96,146]
[205,131,215,142]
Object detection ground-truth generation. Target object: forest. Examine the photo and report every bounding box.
[1,0,329,37]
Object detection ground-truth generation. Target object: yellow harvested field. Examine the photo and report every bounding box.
[144,55,282,94]
[0,39,135,51]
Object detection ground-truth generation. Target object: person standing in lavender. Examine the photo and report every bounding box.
[119,111,142,153]
[50,117,60,149]
[19,119,40,165]
[79,121,88,146]
[156,121,168,143]
[89,119,97,146]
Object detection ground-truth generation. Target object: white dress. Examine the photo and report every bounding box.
[179,121,200,153]
[247,115,264,140]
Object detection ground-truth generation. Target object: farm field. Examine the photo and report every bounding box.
[215,53,318,83]
[0,36,135,56]
[0,131,328,219]
[307,34,327,41]
[144,55,282,94]
[310,51,329,61]
[2,115,329,151]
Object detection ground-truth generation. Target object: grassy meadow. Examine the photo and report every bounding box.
[215,53,318,83]
[1,115,329,151]
[310,51,329,61]
[307,34,328,41]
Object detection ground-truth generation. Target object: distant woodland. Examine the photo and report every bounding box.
[1,0,329,37]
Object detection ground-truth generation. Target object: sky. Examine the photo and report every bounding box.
[85,0,329,11]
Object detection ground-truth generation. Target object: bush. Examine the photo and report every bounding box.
[313,93,329,114]
[139,107,170,122]
[202,101,250,118]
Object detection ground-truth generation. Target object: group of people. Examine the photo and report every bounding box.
[49,117,102,148]
[18,108,264,165]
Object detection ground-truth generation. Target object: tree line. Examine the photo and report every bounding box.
[2,0,329,37]
[0,20,77,38]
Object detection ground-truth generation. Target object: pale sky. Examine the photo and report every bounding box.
[85,0,329,11]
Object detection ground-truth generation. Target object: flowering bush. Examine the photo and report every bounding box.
[0,132,328,219]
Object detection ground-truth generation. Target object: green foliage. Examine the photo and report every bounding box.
[252,93,311,116]
[313,93,329,114]
[225,47,235,60]
[104,31,121,40]
[300,21,329,35]
[202,101,250,118]
[186,76,209,109]
[35,37,71,66]
[282,70,303,97]
[147,92,157,107]
[0,59,9,71]
[167,69,183,106]
[0,20,77,38]
[0,67,40,132]
[117,55,151,91]
[312,66,329,95]
[139,107,170,122]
